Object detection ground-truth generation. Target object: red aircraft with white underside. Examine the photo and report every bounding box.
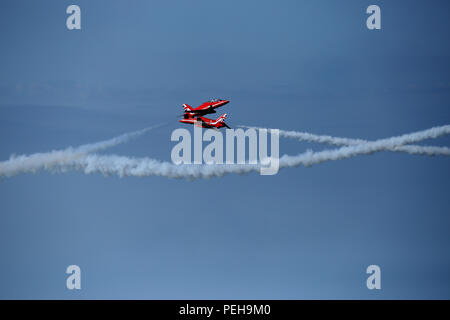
[180,98,231,129]
[180,113,230,129]
[182,98,229,116]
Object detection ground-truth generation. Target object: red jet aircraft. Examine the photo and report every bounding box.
[179,113,231,129]
[182,98,229,116]
[180,98,231,129]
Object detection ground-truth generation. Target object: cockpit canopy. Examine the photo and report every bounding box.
[209,98,221,102]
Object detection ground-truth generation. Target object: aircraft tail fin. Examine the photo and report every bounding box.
[183,104,193,112]
[216,114,230,128]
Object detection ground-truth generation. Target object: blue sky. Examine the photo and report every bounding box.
[0,0,449,299]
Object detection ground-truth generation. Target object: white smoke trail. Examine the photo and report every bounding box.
[0,124,163,178]
[240,125,450,156]
[48,124,450,180]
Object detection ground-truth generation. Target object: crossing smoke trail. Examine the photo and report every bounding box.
[0,124,164,178]
[46,124,450,180]
[240,126,450,156]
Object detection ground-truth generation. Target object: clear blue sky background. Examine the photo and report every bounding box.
[0,0,449,299]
